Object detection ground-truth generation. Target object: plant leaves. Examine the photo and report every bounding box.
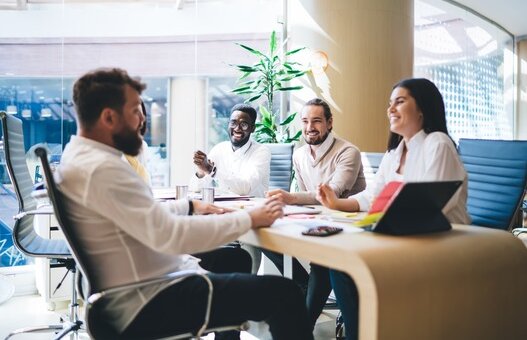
[279,112,297,126]
[256,125,275,135]
[269,31,277,56]
[285,130,302,143]
[283,63,293,71]
[278,86,303,91]
[236,43,269,61]
[231,86,251,93]
[238,79,256,86]
[259,105,273,126]
[235,65,258,73]
[285,69,304,74]
[239,72,252,80]
[246,94,262,102]
[285,47,306,56]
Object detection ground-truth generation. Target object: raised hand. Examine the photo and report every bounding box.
[248,197,284,229]
[317,183,339,209]
[193,150,214,177]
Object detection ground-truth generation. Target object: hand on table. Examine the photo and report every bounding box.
[192,200,233,215]
[248,197,284,229]
[265,188,297,205]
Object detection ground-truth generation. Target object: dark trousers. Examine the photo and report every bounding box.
[262,249,332,329]
[329,269,359,340]
[122,247,313,340]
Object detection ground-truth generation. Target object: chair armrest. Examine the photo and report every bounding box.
[512,228,527,237]
[87,270,207,305]
[13,206,54,220]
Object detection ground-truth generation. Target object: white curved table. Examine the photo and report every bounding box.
[239,220,527,340]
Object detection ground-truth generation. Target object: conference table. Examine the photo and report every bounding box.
[236,205,527,340]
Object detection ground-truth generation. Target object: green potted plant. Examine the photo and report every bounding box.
[231,31,306,143]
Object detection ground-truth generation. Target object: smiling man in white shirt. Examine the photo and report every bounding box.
[191,104,270,198]
[57,68,313,340]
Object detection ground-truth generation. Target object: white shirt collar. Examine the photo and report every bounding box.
[394,129,426,155]
[70,135,122,157]
[232,139,253,156]
[310,132,335,162]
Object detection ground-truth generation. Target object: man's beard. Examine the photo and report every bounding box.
[304,131,329,146]
[231,134,250,148]
[113,128,143,156]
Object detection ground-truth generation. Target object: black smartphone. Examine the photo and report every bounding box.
[302,226,343,237]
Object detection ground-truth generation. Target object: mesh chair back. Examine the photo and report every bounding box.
[268,143,294,191]
[361,152,383,188]
[35,147,116,338]
[36,147,240,339]
[35,148,92,281]
[0,111,35,212]
[0,111,69,257]
[458,138,527,230]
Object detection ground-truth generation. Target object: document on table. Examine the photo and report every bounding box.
[283,205,322,215]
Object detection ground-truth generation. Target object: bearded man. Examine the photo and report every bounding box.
[57,68,313,340]
[264,97,366,331]
[266,98,365,204]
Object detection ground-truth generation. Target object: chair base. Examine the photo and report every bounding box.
[5,320,83,340]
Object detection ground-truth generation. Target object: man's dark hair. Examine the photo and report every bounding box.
[304,98,332,132]
[73,68,146,129]
[305,98,332,121]
[387,78,451,151]
[231,103,257,124]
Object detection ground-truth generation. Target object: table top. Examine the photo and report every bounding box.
[238,205,527,340]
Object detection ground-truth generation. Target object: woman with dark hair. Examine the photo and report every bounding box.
[123,101,151,185]
[317,78,470,339]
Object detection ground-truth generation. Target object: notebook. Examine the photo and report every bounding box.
[368,180,463,235]
[283,205,322,216]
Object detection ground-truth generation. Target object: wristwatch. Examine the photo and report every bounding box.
[188,200,194,215]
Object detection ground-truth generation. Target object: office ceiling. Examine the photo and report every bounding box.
[1,0,526,37]
[454,0,527,36]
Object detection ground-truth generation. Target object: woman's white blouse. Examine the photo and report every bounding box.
[351,130,471,224]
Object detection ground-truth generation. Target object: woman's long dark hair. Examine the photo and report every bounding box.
[387,78,450,151]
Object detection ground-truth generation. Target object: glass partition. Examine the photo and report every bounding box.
[0,0,283,267]
[414,0,515,142]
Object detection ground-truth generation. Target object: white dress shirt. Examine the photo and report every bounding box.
[57,136,252,332]
[190,140,271,197]
[351,130,470,224]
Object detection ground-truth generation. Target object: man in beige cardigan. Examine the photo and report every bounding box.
[265,97,366,330]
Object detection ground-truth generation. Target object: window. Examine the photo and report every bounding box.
[0,0,283,268]
[414,0,514,141]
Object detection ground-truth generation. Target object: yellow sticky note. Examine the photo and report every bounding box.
[353,212,383,227]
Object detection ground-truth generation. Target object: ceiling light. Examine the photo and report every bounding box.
[6,105,17,115]
[41,108,52,118]
[22,109,31,118]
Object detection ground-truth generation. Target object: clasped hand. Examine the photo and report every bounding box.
[193,150,214,177]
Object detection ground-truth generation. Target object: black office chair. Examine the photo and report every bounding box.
[458,138,527,231]
[268,143,294,191]
[1,111,83,339]
[35,147,249,339]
